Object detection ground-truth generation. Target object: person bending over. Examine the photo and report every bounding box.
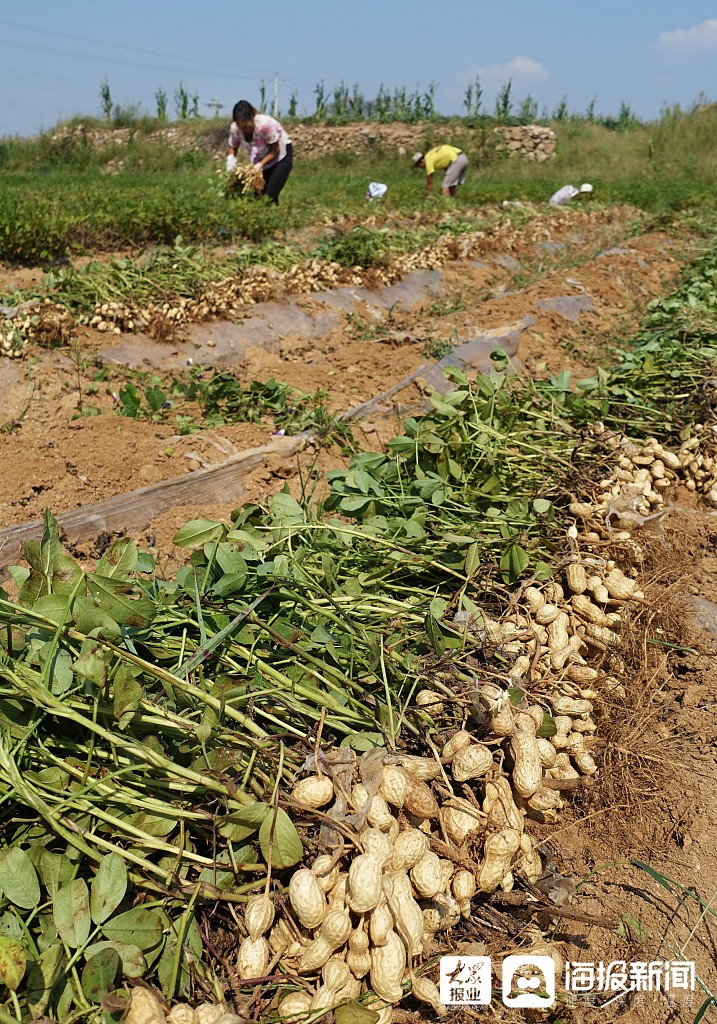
[226,100,293,204]
[412,145,468,199]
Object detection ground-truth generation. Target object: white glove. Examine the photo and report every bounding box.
[226,153,237,172]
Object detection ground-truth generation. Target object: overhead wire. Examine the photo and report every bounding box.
[0,18,273,76]
[0,20,315,89]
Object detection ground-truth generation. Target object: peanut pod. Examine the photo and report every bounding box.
[370,930,407,1005]
[477,828,521,892]
[291,775,334,809]
[237,936,269,980]
[347,853,384,914]
[509,716,542,798]
[410,852,443,899]
[289,869,327,930]
[451,742,494,782]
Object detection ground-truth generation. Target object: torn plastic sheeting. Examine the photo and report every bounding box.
[603,489,667,529]
[536,295,594,323]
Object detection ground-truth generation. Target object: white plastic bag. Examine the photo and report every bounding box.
[366,181,388,201]
[549,183,593,206]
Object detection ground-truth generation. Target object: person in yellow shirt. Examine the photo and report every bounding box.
[412,145,468,198]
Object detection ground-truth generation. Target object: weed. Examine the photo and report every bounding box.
[344,313,386,341]
[425,292,465,317]
[111,365,356,449]
[319,226,391,268]
[421,337,455,360]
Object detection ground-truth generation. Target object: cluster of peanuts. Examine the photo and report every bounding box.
[570,426,683,528]
[283,259,362,293]
[234,547,651,1018]
[84,300,147,334]
[1,319,26,358]
[0,213,578,358]
[75,267,279,338]
[570,423,717,523]
[235,726,578,1022]
[125,989,242,1024]
[226,162,267,196]
[2,303,74,355]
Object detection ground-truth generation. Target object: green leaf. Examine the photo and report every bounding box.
[38,850,74,897]
[73,596,122,637]
[80,948,121,1003]
[113,666,143,727]
[102,907,164,951]
[197,869,236,892]
[269,492,306,527]
[96,538,138,579]
[40,509,61,579]
[464,541,481,577]
[694,996,717,1024]
[335,1000,379,1024]
[214,544,248,578]
[532,498,552,516]
[339,732,385,751]
[259,808,303,869]
[51,553,84,597]
[340,496,372,514]
[217,820,256,843]
[424,612,446,655]
[0,936,26,991]
[18,569,47,608]
[122,811,177,838]
[0,913,23,940]
[32,593,70,624]
[26,942,63,1016]
[90,854,127,925]
[86,575,155,628]
[0,847,41,909]
[55,972,75,1021]
[72,648,108,687]
[224,802,272,829]
[536,714,557,739]
[53,879,91,949]
[172,519,226,548]
[47,649,74,694]
[630,860,673,893]
[84,941,145,978]
[617,913,649,942]
[6,566,29,589]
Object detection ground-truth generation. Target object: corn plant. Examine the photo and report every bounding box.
[494,80,513,122]
[99,78,112,120]
[174,82,190,120]
[155,87,168,121]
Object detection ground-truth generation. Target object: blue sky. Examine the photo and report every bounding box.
[1,1,716,137]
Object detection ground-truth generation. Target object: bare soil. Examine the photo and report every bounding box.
[0,207,686,567]
[1,203,715,1022]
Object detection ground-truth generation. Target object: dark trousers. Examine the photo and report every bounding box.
[263,143,293,204]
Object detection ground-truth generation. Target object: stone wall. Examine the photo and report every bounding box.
[493,124,556,162]
[48,121,556,162]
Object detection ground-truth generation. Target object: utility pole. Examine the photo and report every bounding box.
[273,74,279,117]
[205,99,224,118]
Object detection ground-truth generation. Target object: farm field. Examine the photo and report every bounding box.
[1,114,717,1024]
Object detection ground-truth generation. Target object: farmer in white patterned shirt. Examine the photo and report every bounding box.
[226,100,293,204]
